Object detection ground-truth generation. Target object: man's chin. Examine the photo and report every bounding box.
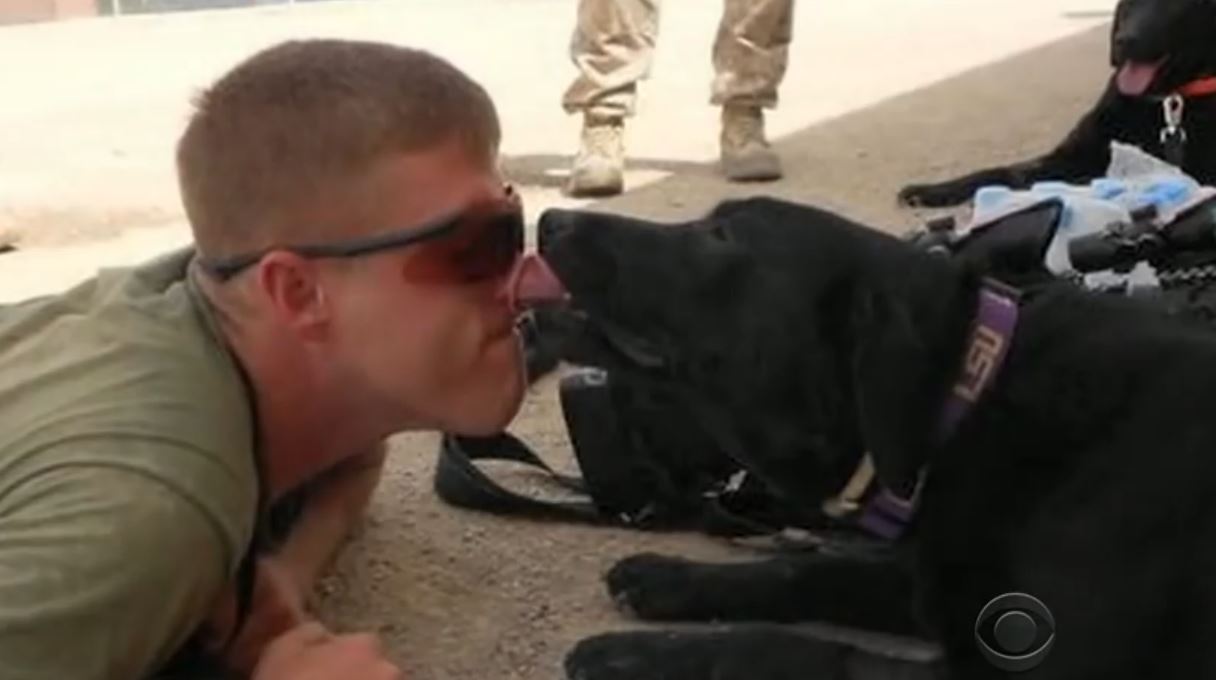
[446,396,524,436]
[448,355,526,435]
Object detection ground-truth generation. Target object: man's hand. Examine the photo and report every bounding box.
[253,623,402,680]
[204,556,310,675]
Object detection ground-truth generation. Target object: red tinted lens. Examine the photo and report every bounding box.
[402,195,524,283]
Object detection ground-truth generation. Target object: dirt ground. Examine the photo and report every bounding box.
[313,28,1111,680]
[0,3,1114,678]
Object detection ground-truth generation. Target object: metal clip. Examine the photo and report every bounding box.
[704,469,749,500]
[1161,94,1187,145]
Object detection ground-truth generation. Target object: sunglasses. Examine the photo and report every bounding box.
[197,185,525,284]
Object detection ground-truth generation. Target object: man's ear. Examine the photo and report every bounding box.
[254,251,331,341]
[848,287,940,497]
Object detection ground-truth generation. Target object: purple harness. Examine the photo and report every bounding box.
[857,279,1022,541]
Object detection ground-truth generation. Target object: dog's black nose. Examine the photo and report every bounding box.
[537,209,577,255]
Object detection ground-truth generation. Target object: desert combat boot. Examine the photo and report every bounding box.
[566,114,626,197]
[720,104,783,182]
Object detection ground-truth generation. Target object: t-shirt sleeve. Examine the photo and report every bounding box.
[0,464,231,680]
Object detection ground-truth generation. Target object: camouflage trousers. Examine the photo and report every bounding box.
[562,0,796,118]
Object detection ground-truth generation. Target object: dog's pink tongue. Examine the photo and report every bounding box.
[1117,61,1162,96]
[505,253,568,314]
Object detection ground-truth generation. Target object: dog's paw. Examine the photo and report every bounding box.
[605,553,705,621]
[564,631,716,680]
[564,632,656,680]
[898,182,966,208]
[565,628,838,680]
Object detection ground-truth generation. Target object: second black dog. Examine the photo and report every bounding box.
[899,0,1216,208]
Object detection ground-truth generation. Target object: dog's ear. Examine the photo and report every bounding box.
[848,286,941,497]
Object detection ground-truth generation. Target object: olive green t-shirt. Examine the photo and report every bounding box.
[0,247,259,679]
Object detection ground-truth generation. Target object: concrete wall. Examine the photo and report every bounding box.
[0,0,321,21]
[105,0,279,13]
[0,0,97,24]
[99,0,340,14]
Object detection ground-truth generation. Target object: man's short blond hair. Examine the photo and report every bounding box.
[176,39,501,259]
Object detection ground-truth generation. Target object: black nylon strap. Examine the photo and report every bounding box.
[435,432,614,524]
[433,426,806,542]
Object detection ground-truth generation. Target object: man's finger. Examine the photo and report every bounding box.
[338,632,385,656]
[276,621,332,648]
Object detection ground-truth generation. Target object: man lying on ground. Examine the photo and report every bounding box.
[0,39,529,680]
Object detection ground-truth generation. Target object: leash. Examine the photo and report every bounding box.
[1159,76,1216,168]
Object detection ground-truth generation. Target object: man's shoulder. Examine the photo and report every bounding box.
[0,246,259,564]
[0,463,236,680]
[0,245,252,440]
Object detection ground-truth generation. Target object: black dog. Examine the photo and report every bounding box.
[899,0,1216,208]
[521,198,1216,680]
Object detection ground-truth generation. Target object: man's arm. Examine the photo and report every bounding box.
[0,464,229,680]
[200,443,388,676]
[272,443,387,594]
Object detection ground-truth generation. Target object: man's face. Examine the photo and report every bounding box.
[315,141,526,436]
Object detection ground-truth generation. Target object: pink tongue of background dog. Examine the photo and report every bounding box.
[1117,60,1163,96]
[505,254,568,314]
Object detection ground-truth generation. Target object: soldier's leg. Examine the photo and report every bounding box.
[711,0,795,181]
[562,0,662,197]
